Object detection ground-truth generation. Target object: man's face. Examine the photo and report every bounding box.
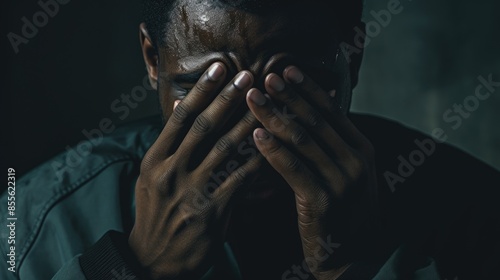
[152,0,353,119]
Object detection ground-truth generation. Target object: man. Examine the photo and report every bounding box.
[2,0,499,279]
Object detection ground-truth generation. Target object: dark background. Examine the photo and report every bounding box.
[3,0,500,178]
[3,0,160,177]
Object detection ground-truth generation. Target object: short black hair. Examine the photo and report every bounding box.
[142,0,363,49]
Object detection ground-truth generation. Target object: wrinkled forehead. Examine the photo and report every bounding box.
[164,0,338,61]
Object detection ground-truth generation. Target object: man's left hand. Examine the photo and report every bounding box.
[246,66,379,279]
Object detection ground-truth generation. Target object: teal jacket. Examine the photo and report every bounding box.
[1,114,499,279]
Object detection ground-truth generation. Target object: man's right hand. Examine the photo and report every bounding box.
[128,63,262,279]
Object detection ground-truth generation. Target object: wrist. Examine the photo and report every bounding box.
[79,230,145,279]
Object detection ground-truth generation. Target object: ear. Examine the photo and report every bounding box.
[140,23,158,90]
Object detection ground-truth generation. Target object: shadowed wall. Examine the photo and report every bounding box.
[352,0,500,171]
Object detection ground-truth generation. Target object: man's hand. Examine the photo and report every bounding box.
[247,66,379,279]
[129,63,262,279]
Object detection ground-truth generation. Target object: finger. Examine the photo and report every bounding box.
[283,66,369,151]
[147,62,227,161]
[246,89,343,186]
[215,152,265,206]
[264,73,352,160]
[176,71,254,162]
[251,128,336,200]
[198,110,260,175]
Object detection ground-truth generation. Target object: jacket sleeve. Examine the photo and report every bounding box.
[52,231,144,280]
[51,256,86,280]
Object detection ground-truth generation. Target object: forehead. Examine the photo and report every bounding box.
[163,0,338,64]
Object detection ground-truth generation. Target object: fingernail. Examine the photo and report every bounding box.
[248,88,267,106]
[207,63,225,81]
[268,74,285,92]
[254,128,270,140]
[173,100,181,110]
[285,66,304,84]
[329,89,337,98]
[234,72,252,90]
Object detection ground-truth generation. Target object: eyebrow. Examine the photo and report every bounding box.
[172,70,205,84]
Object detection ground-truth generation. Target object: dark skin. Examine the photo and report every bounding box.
[129,1,377,279]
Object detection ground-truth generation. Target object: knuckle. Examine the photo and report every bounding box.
[139,154,155,174]
[154,167,177,195]
[266,113,284,131]
[290,127,310,146]
[171,102,191,125]
[285,157,302,172]
[194,80,212,94]
[264,108,279,121]
[135,175,153,195]
[192,114,212,135]
[231,167,248,185]
[156,181,169,195]
[296,192,329,217]
[140,148,167,175]
[345,154,366,180]
[182,193,212,218]
[265,141,282,156]
[241,112,257,127]
[215,136,234,155]
[137,157,180,197]
[217,91,237,106]
[305,110,324,128]
[137,168,162,192]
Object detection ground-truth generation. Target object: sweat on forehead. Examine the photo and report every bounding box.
[164,0,305,56]
[142,0,363,50]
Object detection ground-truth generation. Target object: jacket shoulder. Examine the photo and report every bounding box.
[0,116,161,278]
